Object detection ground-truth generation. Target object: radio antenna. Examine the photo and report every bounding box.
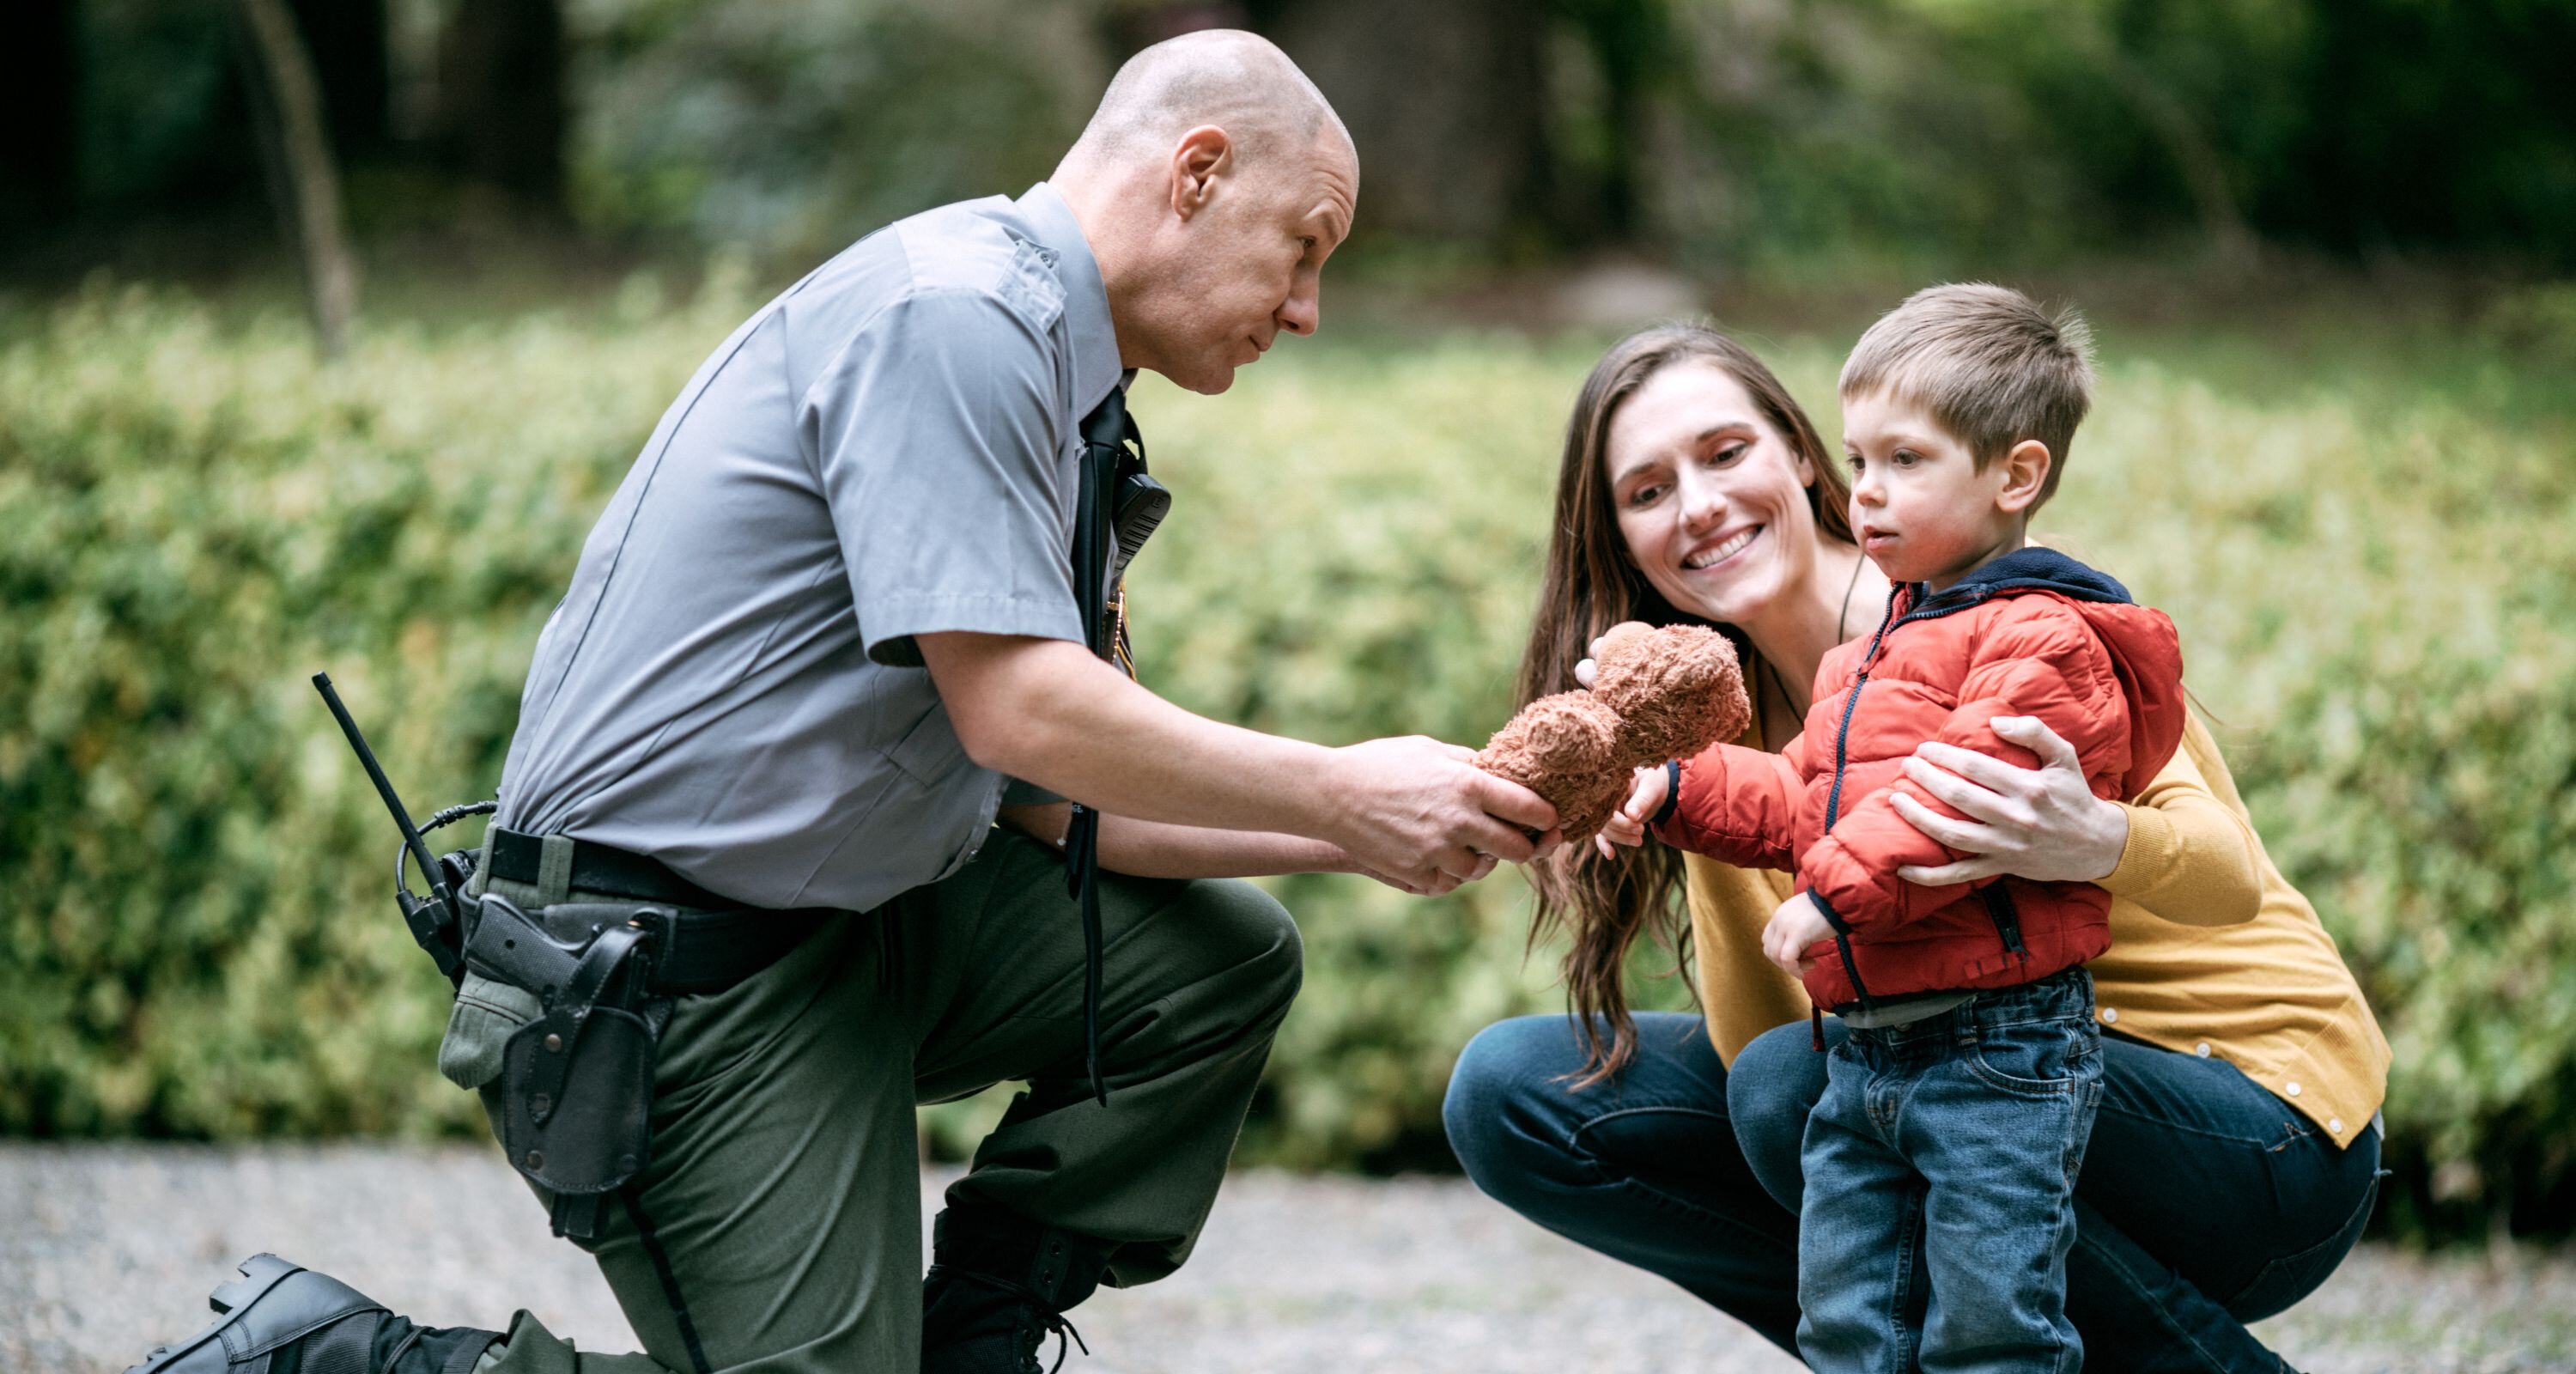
[312,672,444,903]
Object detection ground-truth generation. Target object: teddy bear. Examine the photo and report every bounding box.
[1474,622,1753,846]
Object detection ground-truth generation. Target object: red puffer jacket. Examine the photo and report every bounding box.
[1652,547,2186,1012]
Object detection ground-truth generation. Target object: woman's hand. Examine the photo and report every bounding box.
[1890,715,2129,885]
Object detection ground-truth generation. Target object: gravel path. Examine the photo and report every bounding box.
[5,1143,2570,1373]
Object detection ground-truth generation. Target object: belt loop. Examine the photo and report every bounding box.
[538,834,575,905]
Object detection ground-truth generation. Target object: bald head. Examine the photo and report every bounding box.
[1059,30,1354,182]
[1053,30,1358,395]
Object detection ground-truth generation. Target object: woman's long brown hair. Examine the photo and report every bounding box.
[1517,324,1854,1082]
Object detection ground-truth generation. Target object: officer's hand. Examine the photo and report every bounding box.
[1339,839,1499,897]
[1326,735,1561,892]
[1353,861,1467,898]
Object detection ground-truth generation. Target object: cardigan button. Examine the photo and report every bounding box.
[2098,1006,2118,1024]
[2286,1081,2303,1097]
[2194,1042,2212,1057]
[2330,1117,2345,1134]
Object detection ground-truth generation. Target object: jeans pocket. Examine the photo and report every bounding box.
[1964,1015,2098,1099]
[438,971,543,1091]
[2228,1167,2386,1319]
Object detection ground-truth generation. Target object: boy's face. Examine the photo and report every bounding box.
[1839,387,2032,589]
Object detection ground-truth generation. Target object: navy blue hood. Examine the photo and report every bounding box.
[1908,546,2135,617]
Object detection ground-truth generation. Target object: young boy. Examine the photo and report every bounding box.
[1603,283,2187,1372]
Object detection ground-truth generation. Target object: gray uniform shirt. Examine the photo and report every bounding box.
[494,183,1121,910]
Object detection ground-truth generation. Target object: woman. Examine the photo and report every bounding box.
[1443,325,2390,1370]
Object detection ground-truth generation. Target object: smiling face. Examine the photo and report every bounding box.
[1840,386,2041,589]
[1132,127,1357,394]
[1602,360,1830,628]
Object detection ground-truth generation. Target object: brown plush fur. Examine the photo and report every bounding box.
[1474,623,1751,844]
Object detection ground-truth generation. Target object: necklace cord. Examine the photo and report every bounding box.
[1837,545,1864,641]
[1759,548,1868,750]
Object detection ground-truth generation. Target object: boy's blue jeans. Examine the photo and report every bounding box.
[1799,967,2102,1374]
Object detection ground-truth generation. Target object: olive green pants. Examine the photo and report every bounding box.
[443,828,1303,1374]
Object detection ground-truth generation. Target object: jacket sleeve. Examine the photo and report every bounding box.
[1802,601,2129,938]
[1650,740,1805,872]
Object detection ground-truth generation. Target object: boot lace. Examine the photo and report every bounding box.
[923,1266,1091,1374]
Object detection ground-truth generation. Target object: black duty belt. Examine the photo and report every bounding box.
[486,826,731,909]
[480,827,829,996]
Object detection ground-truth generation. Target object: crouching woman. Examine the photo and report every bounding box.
[1444,324,2389,1369]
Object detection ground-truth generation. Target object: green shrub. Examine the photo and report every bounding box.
[2030,348,2576,1240]
[0,277,756,1140]
[4,278,2573,1242]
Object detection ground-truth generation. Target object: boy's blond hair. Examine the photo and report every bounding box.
[1839,283,2095,508]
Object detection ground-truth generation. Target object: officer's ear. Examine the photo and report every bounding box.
[1169,125,1232,222]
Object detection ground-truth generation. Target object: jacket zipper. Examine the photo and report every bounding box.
[1815,586,1988,1012]
[1815,583,2038,1013]
[1816,594,1907,1012]
[1981,885,2028,959]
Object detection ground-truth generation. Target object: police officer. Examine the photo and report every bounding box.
[130,30,1559,1374]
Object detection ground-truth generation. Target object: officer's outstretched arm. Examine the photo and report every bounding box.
[920,631,1560,893]
[998,801,1476,894]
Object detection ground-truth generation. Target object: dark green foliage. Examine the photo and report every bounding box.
[21,0,2576,272]
[1664,0,2576,272]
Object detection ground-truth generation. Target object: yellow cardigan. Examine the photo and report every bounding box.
[1688,712,2391,1149]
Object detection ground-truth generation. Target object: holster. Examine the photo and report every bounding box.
[465,893,670,1241]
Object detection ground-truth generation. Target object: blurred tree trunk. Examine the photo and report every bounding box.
[2062,5,2256,267]
[287,0,393,165]
[0,0,79,236]
[1257,0,1552,250]
[233,0,361,359]
[434,0,567,211]
[1554,0,1668,248]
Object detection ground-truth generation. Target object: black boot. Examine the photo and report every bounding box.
[128,1255,502,1374]
[920,1205,1115,1374]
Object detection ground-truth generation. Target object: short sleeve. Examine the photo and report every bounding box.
[799,287,1085,667]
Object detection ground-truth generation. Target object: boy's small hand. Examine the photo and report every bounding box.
[1762,892,1834,976]
[1593,763,1669,860]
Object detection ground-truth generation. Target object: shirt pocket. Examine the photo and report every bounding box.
[884,702,970,791]
[881,704,990,885]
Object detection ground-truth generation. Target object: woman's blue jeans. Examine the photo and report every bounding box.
[1443,1012,2385,1373]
